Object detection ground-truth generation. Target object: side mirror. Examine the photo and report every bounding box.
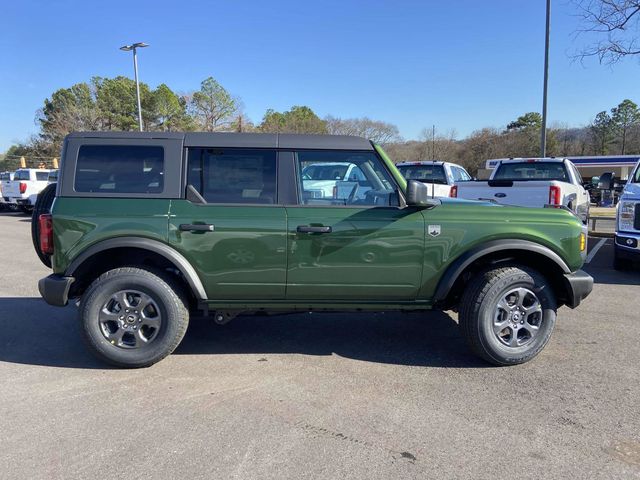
[597,172,615,190]
[406,179,436,207]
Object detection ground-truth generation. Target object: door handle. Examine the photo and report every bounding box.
[179,223,215,232]
[297,225,332,234]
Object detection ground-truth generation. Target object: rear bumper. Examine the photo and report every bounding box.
[563,270,593,309]
[38,274,75,307]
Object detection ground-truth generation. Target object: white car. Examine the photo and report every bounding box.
[456,158,590,223]
[395,161,472,198]
[3,168,51,213]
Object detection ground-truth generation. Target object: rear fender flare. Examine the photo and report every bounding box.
[65,237,208,300]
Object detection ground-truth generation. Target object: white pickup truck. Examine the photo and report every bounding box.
[3,168,51,213]
[456,158,590,223]
[395,161,473,198]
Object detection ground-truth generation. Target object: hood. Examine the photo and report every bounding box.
[439,197,504,208]
[622,182,640,200]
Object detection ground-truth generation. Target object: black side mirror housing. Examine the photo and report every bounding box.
[406,179,438,207]
[597,172,615,190]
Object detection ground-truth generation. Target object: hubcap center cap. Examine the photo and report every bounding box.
[126,314,138,324]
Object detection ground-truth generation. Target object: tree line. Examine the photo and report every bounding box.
[1,74,639,176]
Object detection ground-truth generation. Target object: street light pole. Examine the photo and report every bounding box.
[120,42,149,131]
[541,0,550,157]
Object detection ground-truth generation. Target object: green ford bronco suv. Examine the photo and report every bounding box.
[36,132,593,368]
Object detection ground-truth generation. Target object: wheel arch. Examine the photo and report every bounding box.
[433,239,572,309]
[65,237,207,302]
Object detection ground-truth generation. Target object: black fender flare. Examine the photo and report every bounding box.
[432,239,571,304]
[65,237,208,300]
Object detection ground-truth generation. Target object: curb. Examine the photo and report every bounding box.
[588,231,614,238]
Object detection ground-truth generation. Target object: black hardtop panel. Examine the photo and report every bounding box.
[67,131,184,140]
[277,134,373,150]
[67,132,373,150]
[185,132,277,148]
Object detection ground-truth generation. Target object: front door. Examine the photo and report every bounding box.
[286,149,425,301]
[168,147,287,300]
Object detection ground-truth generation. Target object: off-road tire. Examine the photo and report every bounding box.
[458,266,557,366]
[31,183,56,267]
[79,267,189,368]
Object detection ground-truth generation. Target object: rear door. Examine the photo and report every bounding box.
[285,149,425,301]
[168,147,287,300]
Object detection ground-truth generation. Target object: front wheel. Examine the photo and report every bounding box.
[79,267,189,368]
[458,266,557,366]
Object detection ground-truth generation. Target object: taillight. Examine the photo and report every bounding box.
[39,214,54,255]
[549,185,561,205]
[19,182,27,194]
[450,185,458,198]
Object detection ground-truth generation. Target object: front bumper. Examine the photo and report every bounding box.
[563,270,594,309]
[38,274,75,307]
[615,232,640,253]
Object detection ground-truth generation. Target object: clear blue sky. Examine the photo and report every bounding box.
[1,0,638,151]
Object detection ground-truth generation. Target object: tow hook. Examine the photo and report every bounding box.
[212,310,242,325]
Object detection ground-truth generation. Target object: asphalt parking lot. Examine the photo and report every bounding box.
[0,211,639,479]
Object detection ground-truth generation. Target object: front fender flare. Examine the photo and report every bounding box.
[432,239,571,304]
[65,237,208,300]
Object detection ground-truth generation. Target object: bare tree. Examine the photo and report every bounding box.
[573,0,640,63]
[325,116,401,144]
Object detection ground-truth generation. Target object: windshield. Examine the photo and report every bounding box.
[493,162,568,181]
[397,165,447,184]
[633,166,640,183]
[302,164,350,181]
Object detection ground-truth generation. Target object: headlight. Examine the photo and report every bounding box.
[619,201,636,231]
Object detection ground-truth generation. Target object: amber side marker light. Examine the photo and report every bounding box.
[580,233,586,252]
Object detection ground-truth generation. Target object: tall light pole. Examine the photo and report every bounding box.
[120,42,149,131]
[540,0,550,157]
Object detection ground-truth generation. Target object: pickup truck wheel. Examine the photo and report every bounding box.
[458,266,557,366]
[79,267,189,368]
[31,183,56,268]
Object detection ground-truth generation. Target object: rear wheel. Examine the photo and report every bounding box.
[458,266,557,366]
[79,267,189,368]
[31,183,56,267]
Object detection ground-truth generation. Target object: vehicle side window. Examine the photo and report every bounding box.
[450,166,467,182]
[295,150,399,207]
[74,145,164,194]
[455,167,472,181]
[14,170,30,181]
[36,172,49,181]
[187,148,277,204]
[569,163,583,184]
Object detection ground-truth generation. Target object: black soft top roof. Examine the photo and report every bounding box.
[67,132,374,151]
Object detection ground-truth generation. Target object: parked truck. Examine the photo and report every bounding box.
[614,159,640,269]
[456,158,590,223]
[3,168,51,213]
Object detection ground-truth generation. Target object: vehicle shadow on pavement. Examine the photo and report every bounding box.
[0,298,105,369]
[176,310,491,369]
[0,298,488,369]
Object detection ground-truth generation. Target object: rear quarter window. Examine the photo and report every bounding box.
[36,172,49,181]
[74,145,164,194]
